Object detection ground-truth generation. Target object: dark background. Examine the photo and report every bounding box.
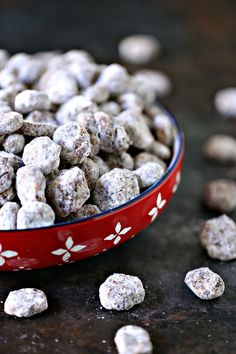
[0,0,236,353]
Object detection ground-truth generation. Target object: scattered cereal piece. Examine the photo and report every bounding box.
[184,267,225,300]
[93,168,139,211]
[47,167,90,217]
[200,214,236,261]
[23,137,61,175]
[204,134,236,164]
[115,325,153,354]
[53,123,91,164]
[92,156,110,176]
[134,162,165,188]
[14,90,50,113]
[99,273,145,310]
[17,201,55,229]
[3,134,25,154]
[0,162,14,193]
[4,288,48,318]
[214,87,236,117]
[0,202,20,230]
[0,111,23,135]
[204,179,236,213]
[16,165,46,204]
[118,34,160,65]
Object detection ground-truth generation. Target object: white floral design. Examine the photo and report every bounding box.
[0,243,18,266]
[148,192,167,222]
[104,222,132,245]
[172,171,181,194]
[51,236,86,262]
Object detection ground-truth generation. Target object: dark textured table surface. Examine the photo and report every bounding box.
[0,1,235,353]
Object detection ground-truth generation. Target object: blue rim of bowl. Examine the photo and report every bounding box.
[1,102,184,233]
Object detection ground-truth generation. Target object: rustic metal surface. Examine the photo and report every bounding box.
[0,0,235,353]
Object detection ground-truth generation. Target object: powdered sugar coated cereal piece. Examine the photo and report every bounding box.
[204,179,236,213]
[115,110,154,149]
[44,69,78,105]
[147,141,171,160]
[53,123,91,164]
[184,267,225,300]
[214,87,236,117]
[153,113,173,146]
[20,121,57,138]
[99,101,121,116]
[119,34,160,65]
[134,152,166,169]
[134,162,165,188]
[204,135,236,163]
[14,90,50,114]
[0,186,15,206]
[25,110,56,125]
[17,201,55,229]
[97,64,130,96]
[0,202,20,230]
[115,325,153,354]
[0,162,14,193]
[200,214,236,261]
[92,156,110,176]
[133,69,172,98]
[106,152,134,170]
[83,84,109,104]
[80,157,99,189]
[0,151,23,171]
[0,100,12,113]
[118,92,144,112]
[3,134,25,154]
[93,168,139,211]
[23,137,61,175]
[16,165,46,205]
[69,62,99,88]
[0,49,9,69]
[68,204,100,220]
[46,167,90,217]
[56,95,97,125]
[4,288,48,318]
[99,273,145,311]
[0,111,23,135]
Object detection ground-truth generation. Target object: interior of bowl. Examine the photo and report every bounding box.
[1,101,183,233]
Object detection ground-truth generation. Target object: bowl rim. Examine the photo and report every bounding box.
[1,102,184,234]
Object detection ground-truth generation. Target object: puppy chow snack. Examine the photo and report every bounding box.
[17,201,55,229]
[134,162,165,188]
[214,87,236,117]
[184,267,225,300]
[93,168,140,211]
[200,214,236,261]
[204,134,236,164]
[46,167,90,217]
[16,165,46,205]
[118,33,160,65]
[204,179,236,213]
[115,325,153,354]
[99,273,145,310]
[23,137,61,175]
[0,49,175,229]
[4,288,48,318]
[0,202,20,230]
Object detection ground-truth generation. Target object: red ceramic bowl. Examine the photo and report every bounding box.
[0,104,184,271]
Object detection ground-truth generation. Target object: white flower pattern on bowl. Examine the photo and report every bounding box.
[172,171,181,193]
[0,243,18,266]
[51,236,87,262]
[148,192,167,222]
[104,222,132,245]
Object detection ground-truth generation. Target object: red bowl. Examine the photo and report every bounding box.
[0,104,184,271]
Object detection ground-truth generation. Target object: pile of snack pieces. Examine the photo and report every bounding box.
[0,39,174,230]
[2,34,236,354]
